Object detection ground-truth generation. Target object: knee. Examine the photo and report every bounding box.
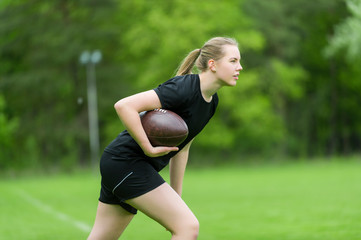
[189,218,200,238]
[172,217,199,239]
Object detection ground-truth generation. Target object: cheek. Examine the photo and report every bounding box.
[220,65,234,76]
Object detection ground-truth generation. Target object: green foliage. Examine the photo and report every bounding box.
[0,0,359,169]
[243,0,359,157]
[0,0,120,168]
[321,0,361,155]
[198,70,285,153]
[115,0,274,154]
[325,0,361,61]
[0,95,19,167]
[116,0,264,90]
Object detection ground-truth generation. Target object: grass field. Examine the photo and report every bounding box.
[1,159,361,239]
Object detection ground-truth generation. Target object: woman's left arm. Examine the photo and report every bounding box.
[169,139,194,196]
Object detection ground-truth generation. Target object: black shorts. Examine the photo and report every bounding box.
[99,151,165,214]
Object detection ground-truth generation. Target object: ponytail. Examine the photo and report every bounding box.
[175,37,238,76]
[176,49,201,76]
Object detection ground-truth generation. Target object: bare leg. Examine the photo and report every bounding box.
[126,182,199,240]
[87,201,134,240]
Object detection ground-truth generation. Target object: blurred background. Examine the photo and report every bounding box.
[1,0,361,173]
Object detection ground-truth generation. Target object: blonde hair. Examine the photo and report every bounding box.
[176,37,238,76]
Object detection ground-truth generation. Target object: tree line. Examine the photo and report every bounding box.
[0,0,360,170]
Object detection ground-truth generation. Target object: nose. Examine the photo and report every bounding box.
[237,63,243,71]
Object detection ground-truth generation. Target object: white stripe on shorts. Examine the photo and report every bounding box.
[112,172,134,194]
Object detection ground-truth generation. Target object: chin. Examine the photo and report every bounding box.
[220,78,237,87]
[228,80,237,86]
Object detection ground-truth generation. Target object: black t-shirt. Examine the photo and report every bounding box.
[104,74,219,171]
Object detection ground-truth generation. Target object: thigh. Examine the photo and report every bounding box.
[125,182,198,232]
[88,201,134,240]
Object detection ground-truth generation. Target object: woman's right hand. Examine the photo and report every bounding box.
[143,146,179,158]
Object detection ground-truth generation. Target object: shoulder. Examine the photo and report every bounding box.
[154,74,199,96]
[153,74,199,109]
[161,74,198,86]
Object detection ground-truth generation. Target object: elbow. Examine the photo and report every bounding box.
[114,98,136,117]
[114,100,122,111]
[114,99,128,115]
[114,97,129,110]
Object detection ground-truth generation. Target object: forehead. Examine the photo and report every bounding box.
[222,45,241,59]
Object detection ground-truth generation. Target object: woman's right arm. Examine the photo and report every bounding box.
[114,90,179,157]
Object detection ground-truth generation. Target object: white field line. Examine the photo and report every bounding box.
[15,189,92,233]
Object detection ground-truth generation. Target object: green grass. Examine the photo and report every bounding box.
[1,159,361,239]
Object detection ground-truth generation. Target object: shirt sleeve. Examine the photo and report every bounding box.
[153,77,189,110]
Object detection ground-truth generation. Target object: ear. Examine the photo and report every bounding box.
[208,59,216,72]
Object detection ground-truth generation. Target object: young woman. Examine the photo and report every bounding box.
[88,37,243,240]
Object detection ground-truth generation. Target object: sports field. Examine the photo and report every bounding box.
[1,159,361,240]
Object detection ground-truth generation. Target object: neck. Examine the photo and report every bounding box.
[198,71,222,102]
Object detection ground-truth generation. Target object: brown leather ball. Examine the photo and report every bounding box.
[140,109,189,147]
